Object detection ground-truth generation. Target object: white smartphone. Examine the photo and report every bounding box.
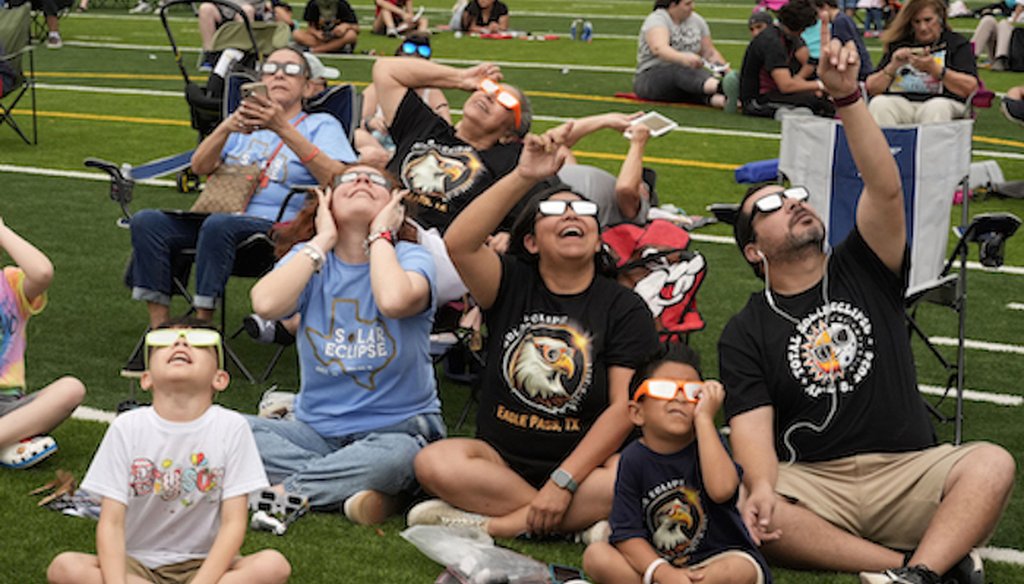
[626,111,678,138]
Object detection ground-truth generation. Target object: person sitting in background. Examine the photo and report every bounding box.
[125,48,356,369]
[634,0,732,109]
[461,0,509,34]
[1001,85,1024,125]
[196,0,265,70]
[971,14,1016,71]
[8,0,66,48]
[748,10,773,36]
[582,344,771,584]
[558,113,655,227]
[859,0,885,37]
[303,52,339,96]
[816,0,873,79]
[355,33,450,168]
[738,0,834,118]
[373,0,428,37]
[292,0,359,54]
[0,216,85,470]
[865,0,978,125]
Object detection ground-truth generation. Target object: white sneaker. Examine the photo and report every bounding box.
[574,519,611,545]
[128,0,152,14]
[0,435,58,469]
[257,388,296,420]
[46,33,62,49]
[406,498,487,532]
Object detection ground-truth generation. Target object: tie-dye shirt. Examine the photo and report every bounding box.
[0,267,47,392]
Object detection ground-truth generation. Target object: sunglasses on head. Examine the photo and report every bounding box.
[400,41,432,58]
[478,78,522,131]
[261,61,307,78]
[537,199,598,217]
[335,170,392,190]
[632,379,702,403]
[144,328,224,370]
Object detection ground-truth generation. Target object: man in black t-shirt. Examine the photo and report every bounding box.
[720,27,1013,584]
[293,0,359,54]
[738,0,834,118]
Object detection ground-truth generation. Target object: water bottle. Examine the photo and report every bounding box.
[570,19,581,41]
[581,20,593,42]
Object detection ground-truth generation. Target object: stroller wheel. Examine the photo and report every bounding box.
[177,168,200,193]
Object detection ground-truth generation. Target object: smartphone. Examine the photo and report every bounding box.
[549,563,585,584]
[240,81,268,101]
[908,47,928,57]
[626,111,678,138]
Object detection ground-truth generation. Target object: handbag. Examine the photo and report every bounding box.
[190,163,262,214]
[190,114,309,214]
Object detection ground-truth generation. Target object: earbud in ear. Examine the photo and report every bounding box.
[756,249,766,260]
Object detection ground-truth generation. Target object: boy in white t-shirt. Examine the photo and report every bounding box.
[47,319,291,584]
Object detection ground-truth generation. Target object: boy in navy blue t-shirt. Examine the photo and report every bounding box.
[583,345,770,584]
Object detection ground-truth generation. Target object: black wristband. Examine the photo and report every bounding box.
[833,87,862,108]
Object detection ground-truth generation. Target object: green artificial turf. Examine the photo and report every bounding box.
[1,0,1023,582]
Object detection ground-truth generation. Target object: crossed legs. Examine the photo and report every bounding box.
[0,377,84,448]
[413,437,616,538]
[47,550,291,584]
[757,443,1015,574]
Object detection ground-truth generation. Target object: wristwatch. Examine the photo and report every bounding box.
[550,468,578,493]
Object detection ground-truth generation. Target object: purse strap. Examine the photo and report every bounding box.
[257,113,310,190]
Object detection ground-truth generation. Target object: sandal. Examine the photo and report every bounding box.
[1,435,58,469]
[29,469,77,507]
[249,488,308,535]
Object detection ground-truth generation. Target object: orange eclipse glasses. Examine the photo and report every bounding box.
[632,379,702,403]
[479,78,522,131]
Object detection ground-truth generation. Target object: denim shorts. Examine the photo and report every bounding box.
[0,391,34,417]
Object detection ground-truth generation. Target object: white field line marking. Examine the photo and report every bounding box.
[0,164,177,187]
[1008,302,1024,311]
[929,337,1024,355]
[36,82,181,97]
[979,546,1024,565]
[919,384,1023,407]
[72,405,117,424]
[974,149,1024,161]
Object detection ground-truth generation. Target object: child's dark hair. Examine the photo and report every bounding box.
[628,343,704,396]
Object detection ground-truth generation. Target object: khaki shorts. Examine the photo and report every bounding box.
[126,557,204,584]
[776,443,982,550]
[691,549,766,584]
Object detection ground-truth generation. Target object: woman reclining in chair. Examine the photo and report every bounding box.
[126,47,357,364]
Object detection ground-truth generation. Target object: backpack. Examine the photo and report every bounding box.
[1010,28,1024,72]
[601,219,707,341]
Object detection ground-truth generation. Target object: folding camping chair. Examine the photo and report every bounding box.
[0,2,36,145]
[86,155,306,386]
[777,115,981,441]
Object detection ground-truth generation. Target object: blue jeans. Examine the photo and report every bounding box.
[128,210,273,309]
[247,412,447,509]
